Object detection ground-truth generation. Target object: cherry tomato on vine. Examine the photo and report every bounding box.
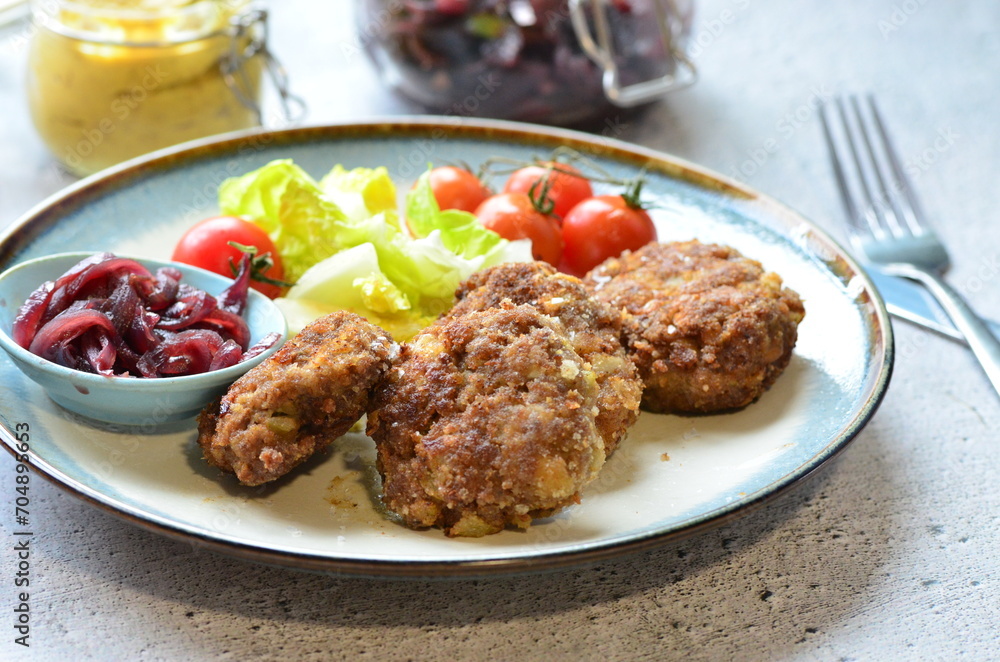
[559,195,657,276]
[502,162,593,220]
[427,166,492,213]
[474,193,563,265]
[171,216,286,298]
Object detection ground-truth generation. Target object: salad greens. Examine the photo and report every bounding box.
[218,159,529,339]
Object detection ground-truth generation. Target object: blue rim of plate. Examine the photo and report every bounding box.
[0,117,894,578]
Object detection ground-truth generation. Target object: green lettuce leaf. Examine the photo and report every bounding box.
[275,243,433,340]
[218,159,346,282]
[320,165,397,219]
[405,169,508,261]
[219,160,531,340]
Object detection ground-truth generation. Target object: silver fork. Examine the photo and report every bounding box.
[820,94,1000,399]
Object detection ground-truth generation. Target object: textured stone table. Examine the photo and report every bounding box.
[1,1,998,659]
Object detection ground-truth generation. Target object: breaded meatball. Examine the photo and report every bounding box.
[585,240,805,414]
[444,262,642,454]
[367,304,605,537]
[198,311,396,486]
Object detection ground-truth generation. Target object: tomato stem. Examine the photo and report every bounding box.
[479,147,636,189]
[527,174,557,216]
[227,242,294,288]
[621,175,647,209]
[448,159,477,175]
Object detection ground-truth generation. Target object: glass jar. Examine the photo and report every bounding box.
[27,0,268,176]
[356,0,696,127]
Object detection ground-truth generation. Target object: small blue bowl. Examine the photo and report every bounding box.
[0,252,286,425]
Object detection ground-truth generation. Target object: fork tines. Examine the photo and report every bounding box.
[819,94,929,241]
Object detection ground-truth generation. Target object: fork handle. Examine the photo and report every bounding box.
[901,266,1000,399]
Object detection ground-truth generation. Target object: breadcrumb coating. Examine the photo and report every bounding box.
[445,261,642,454]
[198,311,396,486]
[367,304,605,537]
[585,240,805,414]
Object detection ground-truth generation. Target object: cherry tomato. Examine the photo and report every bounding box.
[502,162,593,220]
[427,166,491,213]
[474,193,563,265]
[560,195,657,276]
[172,216,286,298]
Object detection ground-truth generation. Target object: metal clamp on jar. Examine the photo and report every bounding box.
[220,7,304,129]
[356,0,696,127]
[27,0,303,176]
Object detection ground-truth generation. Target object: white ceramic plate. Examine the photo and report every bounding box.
[0,119,893,577]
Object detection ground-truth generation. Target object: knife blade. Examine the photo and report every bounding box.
[865,266,1000,344]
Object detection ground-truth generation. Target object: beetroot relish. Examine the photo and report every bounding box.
[12,253,278,378]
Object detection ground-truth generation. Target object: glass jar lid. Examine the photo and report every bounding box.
[31,0,253,45]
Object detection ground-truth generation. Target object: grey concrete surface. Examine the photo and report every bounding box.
[1,1,998,660]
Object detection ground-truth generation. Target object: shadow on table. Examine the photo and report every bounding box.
[57,416,903,659]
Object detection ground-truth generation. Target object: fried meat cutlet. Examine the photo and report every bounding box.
[585,240,805,414]
[367,304,605,537]
[198,311,396,486]
[443,262,642,454]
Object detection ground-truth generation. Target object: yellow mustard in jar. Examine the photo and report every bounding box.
[27,0,265,176]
